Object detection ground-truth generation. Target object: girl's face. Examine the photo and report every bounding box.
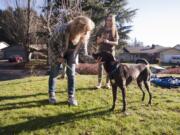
[71,30,90,45]
[105,16,113,28]
[71,34,81,45]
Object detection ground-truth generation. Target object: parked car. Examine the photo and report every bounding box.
[150,65,165,74]
[171,56,180,64]
[8,55,23,63]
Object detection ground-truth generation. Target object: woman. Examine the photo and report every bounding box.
[96,14,119,89]
[48,16,95,105]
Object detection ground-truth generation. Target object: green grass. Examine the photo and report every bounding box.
[0,75,179,135]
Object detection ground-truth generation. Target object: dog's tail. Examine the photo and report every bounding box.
[136,58,149,65]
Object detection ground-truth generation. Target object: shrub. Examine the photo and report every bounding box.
[159,67,180,74]
[76,63,98,75]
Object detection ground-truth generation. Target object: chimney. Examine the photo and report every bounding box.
[151,44,156,49]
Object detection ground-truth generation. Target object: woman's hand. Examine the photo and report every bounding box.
[96,36,104,44]
[104,39,118,46]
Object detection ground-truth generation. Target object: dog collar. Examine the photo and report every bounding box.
[109,63,120,79]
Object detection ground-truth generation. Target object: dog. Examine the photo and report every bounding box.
[93,51,152,112]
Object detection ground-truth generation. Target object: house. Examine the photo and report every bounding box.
[2,45,27,61]
[119,45,167,63]
[0,42,9,59]
[160,45,180,64]
[29,44,47,59]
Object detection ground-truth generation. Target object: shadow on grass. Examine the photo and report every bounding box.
[0,93,47,101]
[0,78,47,86]
[0,107,110,134]
[0,94,73,111]
[0,86,105,111]
[76,86,97,91]
[0,70,28,81]
[0,99,67,111]
[0,87,98,102]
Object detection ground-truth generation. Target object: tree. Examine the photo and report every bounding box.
[40,0,84,64]
[41,0,136,54]
[81,0,137,51]
[0,7,26,45]
[41,0,83,36]
[0,0,44,61]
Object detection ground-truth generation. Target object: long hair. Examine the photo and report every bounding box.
[69,16,95,44]
[105,14,117,39]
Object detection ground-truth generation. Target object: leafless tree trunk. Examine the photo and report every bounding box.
[42,0,83,65]
[3,0,40,62]
[25,0,31,62]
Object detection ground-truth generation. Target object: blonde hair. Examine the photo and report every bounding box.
[105,14,117,39]
[69,16,95,44]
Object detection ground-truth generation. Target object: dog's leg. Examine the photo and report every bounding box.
[120,84,127,112]
[137,81,145,101]
[110,84,117,111]
[144,81,152,105]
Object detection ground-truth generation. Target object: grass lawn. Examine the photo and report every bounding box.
[0,75,179,135]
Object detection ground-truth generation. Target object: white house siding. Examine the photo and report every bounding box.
[160,49,180,64]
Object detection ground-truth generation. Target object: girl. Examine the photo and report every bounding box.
[96,14,119,89]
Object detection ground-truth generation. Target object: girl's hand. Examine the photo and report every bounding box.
[103,39,109,44]
[97,37,104,44]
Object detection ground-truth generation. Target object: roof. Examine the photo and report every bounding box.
[174,44,180,50]
[124,45,168,54]
[0,42,9,50]
[2,45,25,51]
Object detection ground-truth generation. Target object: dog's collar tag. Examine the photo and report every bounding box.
[111,79,116,84]
[109,63,120,79]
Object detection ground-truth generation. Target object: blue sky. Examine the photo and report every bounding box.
[0,0,180,47]
[128,0,180,47]
[0,0,44,11]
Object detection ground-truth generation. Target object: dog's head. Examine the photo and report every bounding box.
[92,51,115,63]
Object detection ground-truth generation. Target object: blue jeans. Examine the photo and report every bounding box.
[48,59,75,96]
[98,63,109,84]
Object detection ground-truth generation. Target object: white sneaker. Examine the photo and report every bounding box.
[105,83,111,89]
[68,95,78,106]
[49,92,57,104]
[96,83,102,89]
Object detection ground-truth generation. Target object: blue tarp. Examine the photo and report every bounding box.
[151,76,180,88]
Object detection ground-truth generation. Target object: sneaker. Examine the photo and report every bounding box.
[68,95,78,106]
[105,83,111,89]
[96,83,102,89]
[49,92,57,104]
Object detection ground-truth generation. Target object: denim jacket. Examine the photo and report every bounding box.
[48,23,70,66]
